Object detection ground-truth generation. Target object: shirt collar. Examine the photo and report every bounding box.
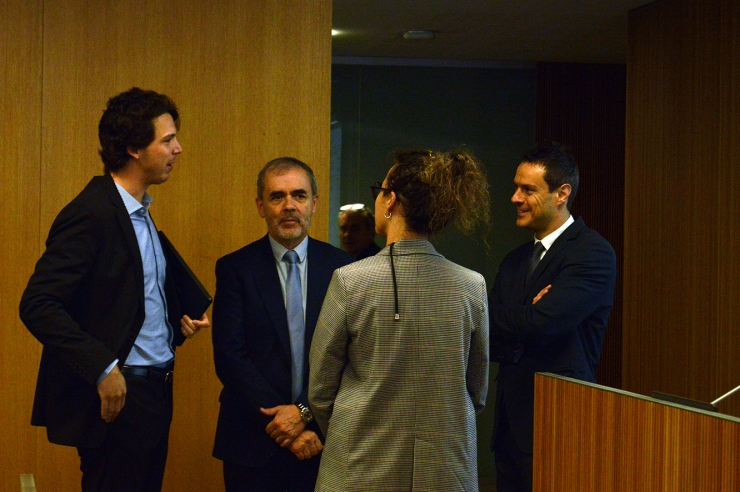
[268,234,309,263]
[535,215,575,250]
[114,181,153,217]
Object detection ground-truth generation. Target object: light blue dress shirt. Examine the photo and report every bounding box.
[98,184,175,383]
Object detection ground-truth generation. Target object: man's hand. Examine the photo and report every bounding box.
[533,284,552,304]
[289,430,323,460]
[98,365,126,423]
[260,404,306,447]
[180,313,210,339]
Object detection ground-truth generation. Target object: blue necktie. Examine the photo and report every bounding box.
[283,250,304,402]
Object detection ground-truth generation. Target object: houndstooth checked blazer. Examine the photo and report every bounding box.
[309,238,489,492]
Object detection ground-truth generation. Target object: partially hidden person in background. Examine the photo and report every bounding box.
[211,157,352,492]
[489,142,617,492]
[337,204,381,260]
[309,150,491,492]
[19,87,210,492]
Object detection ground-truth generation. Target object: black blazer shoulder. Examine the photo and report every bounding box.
[499,217,614,273]
[216,234,351,274]
[214,234,351,346]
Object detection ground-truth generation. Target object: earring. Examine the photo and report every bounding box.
[384,211,392,219]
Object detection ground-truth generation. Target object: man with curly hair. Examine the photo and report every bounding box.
[20,87,209,492]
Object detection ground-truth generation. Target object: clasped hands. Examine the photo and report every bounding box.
[261,405,323,460]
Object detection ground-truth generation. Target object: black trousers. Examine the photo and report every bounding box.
[77,372,173,492]
[493,403,533,492]
[223,448,321,492]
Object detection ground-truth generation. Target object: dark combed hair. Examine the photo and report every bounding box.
[522,141,579,210]
[385,150,491,236]
[256,157,318,199]
[98,87,180,173]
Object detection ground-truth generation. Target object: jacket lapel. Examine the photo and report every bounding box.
[253,236,293,362]
[525,217,585,295]
[101,174,145,307]
[305,238,324,368]
[520,242,537,295]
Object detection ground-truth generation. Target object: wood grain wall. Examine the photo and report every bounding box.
[1,0,45,489]
[534,62,626,390]
[625,0,740,416]
[1,0,332,490]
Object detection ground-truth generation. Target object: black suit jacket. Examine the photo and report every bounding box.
[19,174,185,448]
[211,235,351,466]
[489,217,617,453]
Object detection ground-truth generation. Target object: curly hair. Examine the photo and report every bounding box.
[385,150,491,236]
[98,87,180,173]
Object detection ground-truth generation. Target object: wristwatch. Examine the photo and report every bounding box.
[296,403,314,423]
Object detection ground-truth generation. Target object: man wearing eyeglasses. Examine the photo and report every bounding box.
[211,157,351,492]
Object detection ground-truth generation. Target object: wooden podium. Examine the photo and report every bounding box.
[533,373,740,491]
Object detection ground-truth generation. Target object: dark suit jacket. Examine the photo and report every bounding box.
[212,235,351,466]
[19,174,185,448]
[489,217,617,454]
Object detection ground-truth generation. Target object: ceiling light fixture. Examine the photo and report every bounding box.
[402,30,435,40]
[332,29,341,36]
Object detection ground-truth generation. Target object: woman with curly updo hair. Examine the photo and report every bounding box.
[308,150,491,492]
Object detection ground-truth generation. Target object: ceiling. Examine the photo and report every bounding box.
[332,0,655,64]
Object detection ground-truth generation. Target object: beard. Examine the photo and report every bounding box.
[273,213,312,241]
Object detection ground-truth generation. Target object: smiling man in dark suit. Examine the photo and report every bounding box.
[212,157,351,492]
[19,87,210,492]
[489,142,617,492]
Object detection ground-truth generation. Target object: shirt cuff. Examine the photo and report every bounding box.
[96,359,119,385]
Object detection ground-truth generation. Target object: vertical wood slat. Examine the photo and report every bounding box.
[534,63,626,390]
[0,0,49,489]
[625,0,740,418]
[1,1,332,490]
[533,374,740,491]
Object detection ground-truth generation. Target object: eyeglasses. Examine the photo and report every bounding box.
[370,182,392,200]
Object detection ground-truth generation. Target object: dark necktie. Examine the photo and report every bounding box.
[282,250,304,402]
[527,241,546,279]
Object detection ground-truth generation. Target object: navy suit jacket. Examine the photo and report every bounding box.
[19,174,185,448]
[212,234,351,466]
[489,217,617,453]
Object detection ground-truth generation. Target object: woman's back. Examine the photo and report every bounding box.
[310,239,488,492]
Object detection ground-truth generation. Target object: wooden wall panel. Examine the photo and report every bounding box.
[625,0,740,417]
[1,0,332,490]
[534,62,626,389]
[0,0,48,490]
